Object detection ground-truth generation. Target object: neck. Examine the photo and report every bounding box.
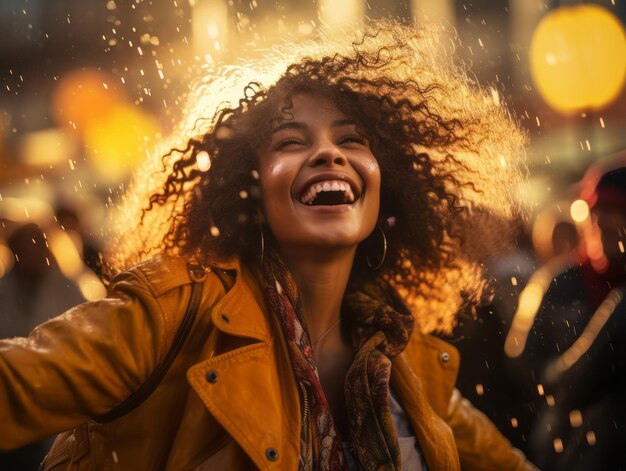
[280,246,356,344]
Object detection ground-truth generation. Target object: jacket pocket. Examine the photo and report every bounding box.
[189,435,256,470]
[41,423,90,471]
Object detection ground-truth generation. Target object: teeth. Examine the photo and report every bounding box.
[299,179,356,205]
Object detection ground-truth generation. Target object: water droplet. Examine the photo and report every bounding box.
[569,409,583,428]
[196,151,210,171]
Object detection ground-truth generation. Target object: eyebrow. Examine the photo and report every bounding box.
[269,119,359,135]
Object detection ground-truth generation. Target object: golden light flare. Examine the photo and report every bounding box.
[530,4,626,113]
[586,431,597,446]
[77,270,107,302]
[0,243,14,279]
[411,0,455,27]
[17,128,78,167]
[569,409,583,428]
[545,288,623,382]
[553,438,564,453]
[52,68,160,180]
[47,227,106,301]
[318,0,363,29]
[505,256,572,358]
[192,0,229,56]
[0,197,54,223]
[48,230,83,279]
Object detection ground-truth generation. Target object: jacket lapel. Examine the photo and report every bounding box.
[187,262,301,470]
[392,331,461,471]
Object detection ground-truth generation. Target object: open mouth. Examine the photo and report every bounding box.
[299,180,359,206]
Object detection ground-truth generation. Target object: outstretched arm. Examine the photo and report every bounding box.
[0,270,170,450]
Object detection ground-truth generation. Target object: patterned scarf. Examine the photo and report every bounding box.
[262,250,415,470]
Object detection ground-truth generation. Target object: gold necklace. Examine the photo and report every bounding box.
[311,317,341,347]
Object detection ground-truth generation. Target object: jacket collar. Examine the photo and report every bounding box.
[187,258,302,470]
[208,259,272,343]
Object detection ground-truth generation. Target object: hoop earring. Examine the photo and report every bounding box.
[366,225,387,270]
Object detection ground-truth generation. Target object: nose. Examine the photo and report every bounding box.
[308,140,347,167]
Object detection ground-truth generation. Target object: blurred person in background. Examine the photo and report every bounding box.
[527,166,626,470]
[0,23,537,470]
[0,222,85,470]
[0,222,85,338]
[452,221,539,453]
[54,204,103,276]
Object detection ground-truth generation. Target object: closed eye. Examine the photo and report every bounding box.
[338,134,368,146]
[273,138,307,151]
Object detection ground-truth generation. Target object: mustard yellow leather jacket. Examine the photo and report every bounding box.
[0,255,537,470]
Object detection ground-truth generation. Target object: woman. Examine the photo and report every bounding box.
[0,22,534,470]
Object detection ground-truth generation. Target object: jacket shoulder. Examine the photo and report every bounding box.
[113,254,196,299]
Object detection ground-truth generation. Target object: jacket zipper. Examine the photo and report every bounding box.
[300,382,309,429]
[299,382,309,469]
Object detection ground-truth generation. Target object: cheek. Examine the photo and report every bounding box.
[362,157,381,177]
[258,160,295,222]
[363,159,382,207]
[260,160,293,195]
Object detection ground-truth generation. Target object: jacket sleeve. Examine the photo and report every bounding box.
[0,270,172,451]
[446,389,539,471]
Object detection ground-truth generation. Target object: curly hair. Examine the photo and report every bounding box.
[106,21,526,334]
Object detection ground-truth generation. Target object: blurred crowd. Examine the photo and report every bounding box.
[1,151,625,469]
[454,153,626,470]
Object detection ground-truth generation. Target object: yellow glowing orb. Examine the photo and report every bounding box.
[530,5,626,113]
[84,105,160,181]
[52,69,126,130]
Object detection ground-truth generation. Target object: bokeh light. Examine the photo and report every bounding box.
[52,69,126,130]
[319,0,363,28]
[83,104,159,181]
[530,4,626,114]
[570,199,590,222]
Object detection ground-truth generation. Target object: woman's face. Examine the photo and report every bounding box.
[257,93,381,254]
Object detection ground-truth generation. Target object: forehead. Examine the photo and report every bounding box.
[274,93,348,127]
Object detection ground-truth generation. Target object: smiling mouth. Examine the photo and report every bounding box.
[299,180,359,206]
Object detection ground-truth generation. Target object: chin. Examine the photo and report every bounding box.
[304,228,369,250]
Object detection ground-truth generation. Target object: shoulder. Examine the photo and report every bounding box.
[112,254,236,296]
[112,254,197,298]
[108,254,234,346]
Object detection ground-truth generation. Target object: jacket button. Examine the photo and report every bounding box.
[440,351,450,363]
[265,448,278,461]
[205,370,219,383]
